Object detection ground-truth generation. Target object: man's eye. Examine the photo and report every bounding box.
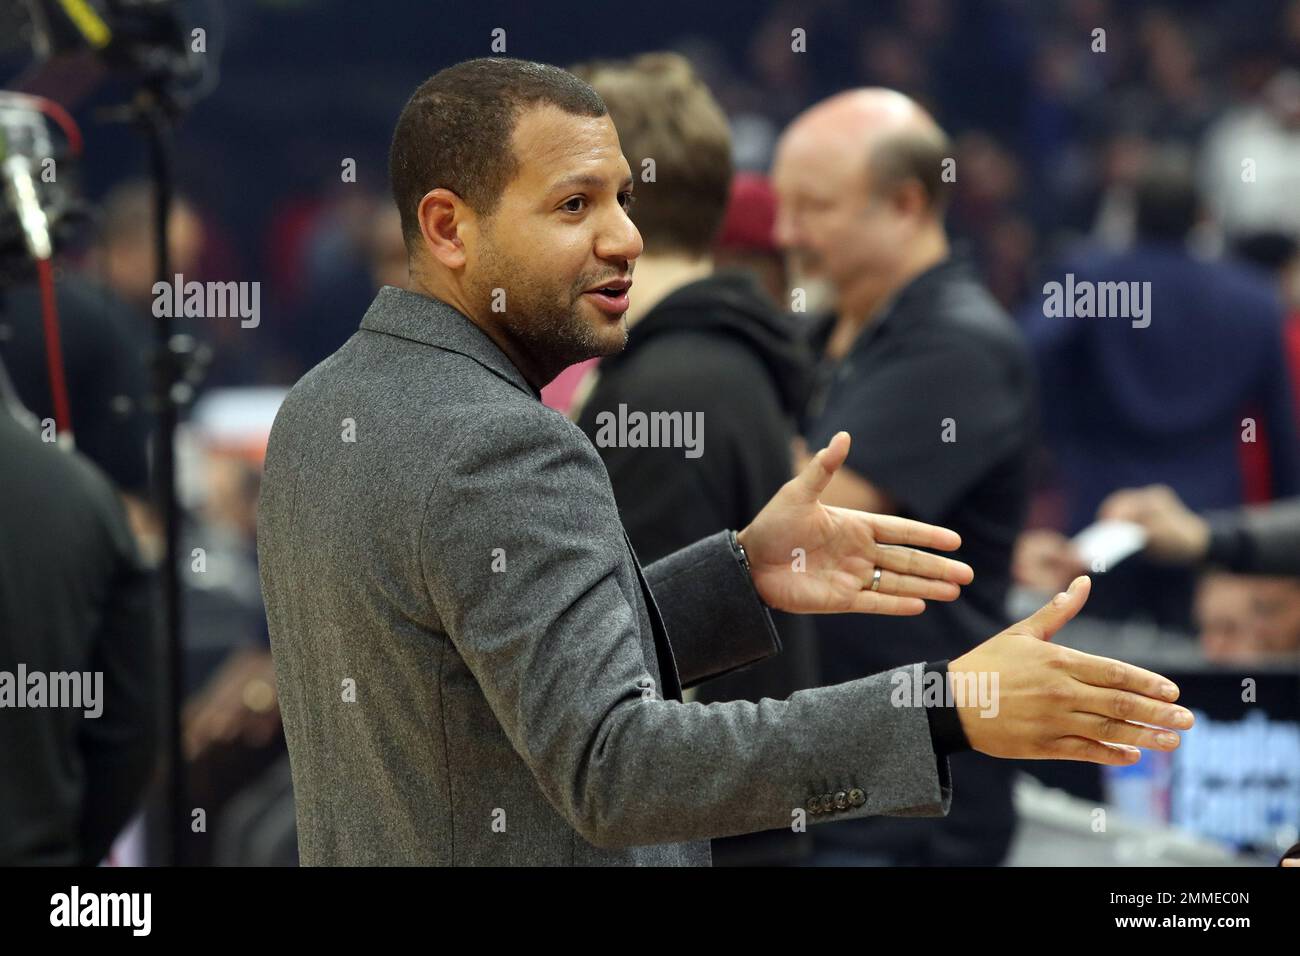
[620,192,637,211]
[562,197,586,213]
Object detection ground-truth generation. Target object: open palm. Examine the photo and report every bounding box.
[737,432,974,615]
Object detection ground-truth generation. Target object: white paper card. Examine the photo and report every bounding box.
[1071,520,1148,573]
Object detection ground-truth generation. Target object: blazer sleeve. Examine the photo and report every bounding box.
[643,532,782,689]
[420,404,950,851]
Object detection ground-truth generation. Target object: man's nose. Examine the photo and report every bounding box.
[596,207,643,263]
[773,203,799,251]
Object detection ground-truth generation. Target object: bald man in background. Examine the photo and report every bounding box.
[774,90,1036,866]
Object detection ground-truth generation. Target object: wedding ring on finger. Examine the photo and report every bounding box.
[870,567,882,592]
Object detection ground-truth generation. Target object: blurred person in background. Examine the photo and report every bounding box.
[88,179,226,384]
[177,389,289,865]
[1099,483,1300,580]
[0,270,155,553]
[1052,483,1300,662]
[773,88,1036,866]
[712,172,788,306]
[1249,577,1300,657]
[275,190,391,379]
[944,131,1036,308]
[182,435,276,759]
[0,373,160,864]
[94,180,206,317]
[1201,68,1300,248]
[1193,573,1300,663]
[1194,573,1267,663]
[1115,10,1219,146]
[99,180,219,539]
[0,178,186,560]
[1018,153,1300,630]
[570,52,819,866]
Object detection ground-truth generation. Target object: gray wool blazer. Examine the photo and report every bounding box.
[257,285,952,866]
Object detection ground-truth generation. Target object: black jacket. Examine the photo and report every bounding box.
[576,269,819,865]
[0,277,153,497]
[0,409,160,864]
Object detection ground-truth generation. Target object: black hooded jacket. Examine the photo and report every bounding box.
[577,269,812,573]
[576,269,818,864]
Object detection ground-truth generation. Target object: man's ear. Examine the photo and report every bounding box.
[892,178,930,220]
[416,187,473,270]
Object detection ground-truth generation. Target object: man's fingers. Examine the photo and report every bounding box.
[1068,714,1182,751]
[1013,575,1091,642]
[846,590,926,616]
[1048,736,1142,766]
[864,512,964,553]
[1097,490,1139,522]
[1059,648,1181,702]
[793,431,850,502]
[869,568,962,601]
[1073,684,1194,732]
[873,543,973,584]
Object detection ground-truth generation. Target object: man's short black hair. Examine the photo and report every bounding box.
[388,57,607,252]
[1134,153,1201,243]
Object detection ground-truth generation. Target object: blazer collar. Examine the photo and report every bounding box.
[360,286,540,399]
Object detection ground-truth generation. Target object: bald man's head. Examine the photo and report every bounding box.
[778,88,952,216]
[772,88,952,310]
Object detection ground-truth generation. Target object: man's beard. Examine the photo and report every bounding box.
[474,245,628,377]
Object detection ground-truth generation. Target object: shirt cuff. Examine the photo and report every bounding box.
[923,660,972,756]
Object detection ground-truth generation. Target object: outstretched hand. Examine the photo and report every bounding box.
[951,575,1195,764]
[737,432,974,615]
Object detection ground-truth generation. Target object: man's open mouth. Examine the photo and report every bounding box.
[582,279,632,314]
[584,278,632,297]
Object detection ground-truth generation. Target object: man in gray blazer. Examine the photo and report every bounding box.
[258,57,1195,866]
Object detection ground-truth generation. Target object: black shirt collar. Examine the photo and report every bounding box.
[809,252,972,362]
